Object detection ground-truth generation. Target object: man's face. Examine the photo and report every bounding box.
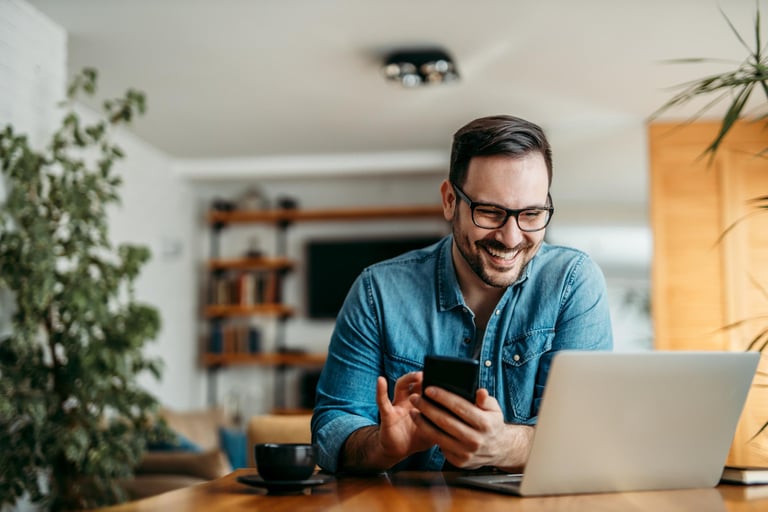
[444,153,550,289]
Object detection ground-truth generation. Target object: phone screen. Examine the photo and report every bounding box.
[422,355,479,403]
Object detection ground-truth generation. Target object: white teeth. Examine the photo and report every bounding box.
[486,247,515,260]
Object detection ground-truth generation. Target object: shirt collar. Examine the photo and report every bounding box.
[437,235,536,311]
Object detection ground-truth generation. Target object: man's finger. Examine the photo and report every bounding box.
[475,388,502,411]
[376,376,392,415]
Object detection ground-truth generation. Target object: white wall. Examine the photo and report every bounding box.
[99,117,201,410]
[1,0,202,411]
[0,3,64,510]
[0,0,65,340]
[0,0,65,145]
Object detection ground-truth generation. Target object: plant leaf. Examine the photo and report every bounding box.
[707,81,755,155]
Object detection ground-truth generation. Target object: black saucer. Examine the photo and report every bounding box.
[236,474,334,494]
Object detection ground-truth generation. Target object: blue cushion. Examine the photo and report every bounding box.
[147,430,202,452]
[219,427,247,469]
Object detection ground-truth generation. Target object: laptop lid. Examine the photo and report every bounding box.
[458,350,759,496]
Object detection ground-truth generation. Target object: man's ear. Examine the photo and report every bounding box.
[439,180,455,222]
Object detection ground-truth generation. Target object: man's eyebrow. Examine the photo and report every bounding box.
[476,199,550,210]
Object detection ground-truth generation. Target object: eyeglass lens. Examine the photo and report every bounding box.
[472,204,550,231]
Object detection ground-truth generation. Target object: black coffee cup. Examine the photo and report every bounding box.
[254,443,317,481]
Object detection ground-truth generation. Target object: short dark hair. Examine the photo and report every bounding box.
[449,115,553,187]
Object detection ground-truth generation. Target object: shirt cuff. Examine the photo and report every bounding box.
[315,414,377,473]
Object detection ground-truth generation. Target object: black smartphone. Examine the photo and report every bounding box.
[422,355,480,403]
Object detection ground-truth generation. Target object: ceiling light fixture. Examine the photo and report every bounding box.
[382,47,460,88]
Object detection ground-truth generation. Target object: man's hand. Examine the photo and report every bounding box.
[340,372,434,472]
[376,373,435,458]
[410,386,533,471]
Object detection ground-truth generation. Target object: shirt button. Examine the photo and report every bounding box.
[495,310,501,316]
[484,360,492,368]
[513,354,521,362]
[462,307,469,314]
[463,337,472,344]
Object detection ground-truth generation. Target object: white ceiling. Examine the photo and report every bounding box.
[24,0,767,197]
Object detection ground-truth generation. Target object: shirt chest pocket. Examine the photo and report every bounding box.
[500,330,554,422]
[382,354,422,397]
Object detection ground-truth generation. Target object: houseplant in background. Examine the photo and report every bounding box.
[651,4,768,213]
[651,3,768,445]
[652,4,768,351]
[0,68,167,510]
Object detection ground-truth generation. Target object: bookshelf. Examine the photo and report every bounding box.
[202,203,445,409]
[207,205,443,224]
[202,352,328,367]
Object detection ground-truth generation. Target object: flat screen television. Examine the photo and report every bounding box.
[305,235,443,319]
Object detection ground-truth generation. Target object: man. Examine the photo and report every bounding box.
[311,115,613,473]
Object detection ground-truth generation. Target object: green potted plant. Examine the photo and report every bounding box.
[0,68,167,510]
[651,4,768,441]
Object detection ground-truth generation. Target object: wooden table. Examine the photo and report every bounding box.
[98,469,768,511]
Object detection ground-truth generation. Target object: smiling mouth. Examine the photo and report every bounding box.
[485,245,517,260]
[479,244,523,269]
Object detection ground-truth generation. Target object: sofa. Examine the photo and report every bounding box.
[121,409,314,501]
[121,408,233,500]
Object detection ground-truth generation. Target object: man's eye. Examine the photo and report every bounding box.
[475,207,505,218]
[521,210,543,219]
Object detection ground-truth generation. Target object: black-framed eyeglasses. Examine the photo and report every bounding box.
[452,183,554,232]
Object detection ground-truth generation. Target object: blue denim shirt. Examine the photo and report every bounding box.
[311,235,613,473]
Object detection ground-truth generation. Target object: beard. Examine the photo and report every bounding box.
[451,219,538,288]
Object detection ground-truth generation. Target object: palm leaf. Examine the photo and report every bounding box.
[719,314,768,333]
[755,3,764,62]
[761,79,768,101]
[656,3,768,443]
[652,4,768,160]
[715,201,768,245]
[750,274,768,303]
[749,328,768,352]
[650,73,743,124]
[707,82,756,155]
[752,421,768,441]
[720,6,752,54]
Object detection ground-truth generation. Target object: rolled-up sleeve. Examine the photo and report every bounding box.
[311,271,383,473]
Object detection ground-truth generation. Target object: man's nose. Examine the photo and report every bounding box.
[496,216,525,246]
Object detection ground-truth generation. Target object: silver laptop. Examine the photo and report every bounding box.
[456,350,759,496]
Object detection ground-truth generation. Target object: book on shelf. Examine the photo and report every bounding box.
[247,326,262,353]
[212,276,230,305]
[238,272,255,306]
[208,323,262,355]
[208,270,282,307]
[721,465,768,485]
[209,323,223,353]
[262,270,279,303]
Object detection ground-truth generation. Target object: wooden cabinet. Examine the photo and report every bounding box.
[202,203,445,410]
[649,120,768,465]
